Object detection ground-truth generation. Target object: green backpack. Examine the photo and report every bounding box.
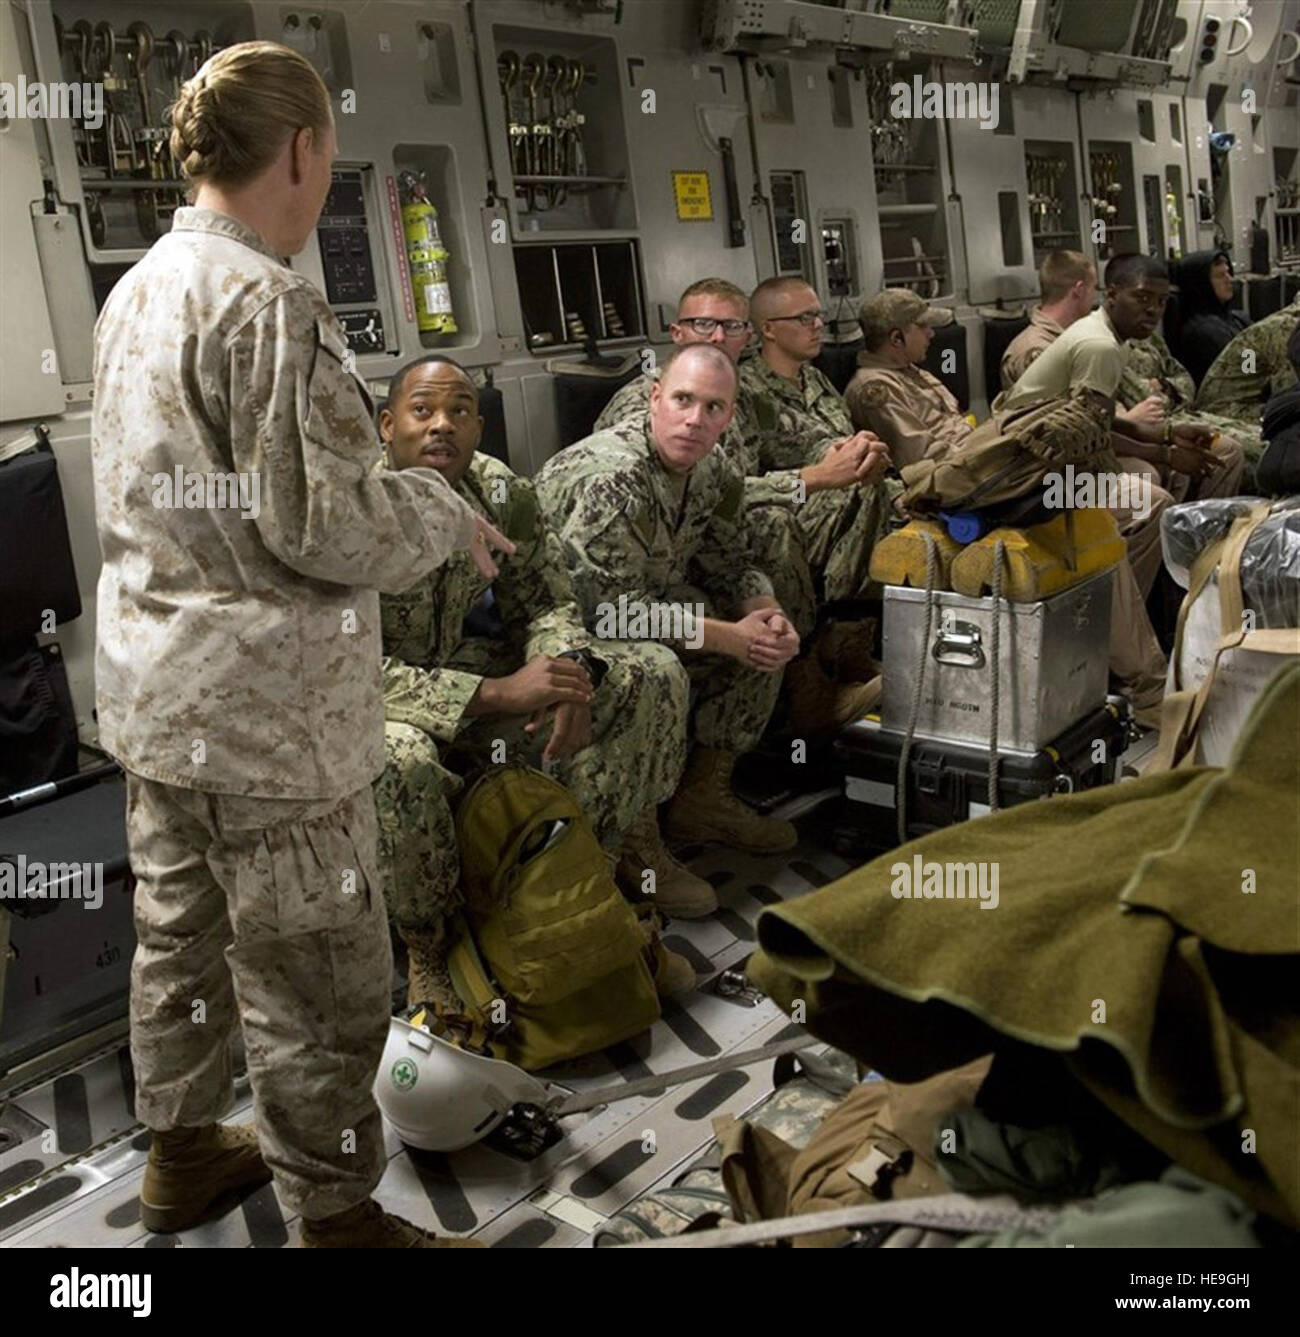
[446,765,660,1071]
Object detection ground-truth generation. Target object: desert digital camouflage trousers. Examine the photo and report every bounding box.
[746,483,893,639]
[374,638,689,931]
[125,775,390,1220]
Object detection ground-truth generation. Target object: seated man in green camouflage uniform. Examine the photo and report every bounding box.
[596,279,890,704]
[375,356,706,1010]
[1195,297,1300,483]
[739,277,893,653]
[537,342,802,856]
[1117,329,1245,495]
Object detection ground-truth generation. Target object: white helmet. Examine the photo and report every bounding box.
[375,1014,553,1152]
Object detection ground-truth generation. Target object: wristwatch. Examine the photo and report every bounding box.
[557,648,607,689]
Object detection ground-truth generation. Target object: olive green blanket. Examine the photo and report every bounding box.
[750,662,1300,1225]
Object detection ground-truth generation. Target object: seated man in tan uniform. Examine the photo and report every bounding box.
[1004,250,1243,503]
[848,272,1174,722]
[844,290,968,469]
[997,254,1232,719]
[1001,250,1099,388]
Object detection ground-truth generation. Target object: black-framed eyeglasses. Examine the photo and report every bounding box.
[767,310,827,327]
[677,317,752,336]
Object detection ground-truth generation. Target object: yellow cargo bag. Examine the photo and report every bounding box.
[447,765,660,1071]
[949,508,1126,601]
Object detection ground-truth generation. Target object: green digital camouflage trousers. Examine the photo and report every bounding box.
[375,638,689,931]
[125,775,391,1220]
[748,483,893,639]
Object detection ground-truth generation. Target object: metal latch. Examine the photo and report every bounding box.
[711,968,764,1007]
[932,615,985,668]
[914,752,944,798]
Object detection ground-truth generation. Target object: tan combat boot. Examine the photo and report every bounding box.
[820,617,879,684]
[787,657,882,738]
[301,1198,485,1248]
[663,749,798,854]
[634,905,697,998]
[139,1123,272,1233]
[615,805,717,918]
[397,923,462,1013]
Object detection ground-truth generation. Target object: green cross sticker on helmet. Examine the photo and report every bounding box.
[391,1057,419,1092]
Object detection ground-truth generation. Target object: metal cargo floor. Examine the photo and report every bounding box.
[0,800,853,1249]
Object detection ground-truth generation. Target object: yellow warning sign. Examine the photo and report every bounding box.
[672,171,713,221]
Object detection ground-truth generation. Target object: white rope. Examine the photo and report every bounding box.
[897,535,937,844]
[987,539,1005,813]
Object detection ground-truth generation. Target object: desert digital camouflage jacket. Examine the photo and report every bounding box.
[381,453,593,743]
[91,207,476,799]
[533,415,773,634]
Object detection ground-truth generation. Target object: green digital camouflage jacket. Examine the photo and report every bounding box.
[533,415,773,637]
[1195,299,1300,419]
[1118,330,1197,410]
[381,452,593,744]
[594,363,836,510]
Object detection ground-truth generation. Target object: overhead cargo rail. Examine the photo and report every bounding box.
[701,0,980,62]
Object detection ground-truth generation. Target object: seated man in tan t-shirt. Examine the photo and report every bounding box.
[1003,251,1243,502]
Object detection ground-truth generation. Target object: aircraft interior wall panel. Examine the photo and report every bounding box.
[743,52,879,318]
[39,413,99,746]
[1076,90,1178,261]
[0,2,70,422]
[269,0,503,377]
[950,81,1075,307]
[615,48,760,333]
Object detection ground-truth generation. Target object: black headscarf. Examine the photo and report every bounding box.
[1170,249,1249,385]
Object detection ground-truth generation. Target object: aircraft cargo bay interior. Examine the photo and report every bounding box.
[0,0,1297,1286]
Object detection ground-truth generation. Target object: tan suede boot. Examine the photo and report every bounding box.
[787,656,883,738]
[139,1123,272,1233]
[820,617,879,684]
[663,749,798,854]
[301,1198,485,1248]
[615,805,717,918]
[634,905,697,998]
[397,923,462,1012]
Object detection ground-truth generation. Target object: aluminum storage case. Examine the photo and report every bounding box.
[880,569,1114,754]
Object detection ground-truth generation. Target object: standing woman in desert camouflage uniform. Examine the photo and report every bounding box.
[91,41,510,1248]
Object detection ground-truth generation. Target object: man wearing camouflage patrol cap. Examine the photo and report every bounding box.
[537,342,803,854]
[844,289,967,469]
